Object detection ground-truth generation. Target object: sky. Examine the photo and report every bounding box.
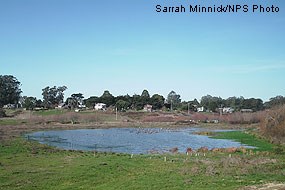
[1,0,285,102]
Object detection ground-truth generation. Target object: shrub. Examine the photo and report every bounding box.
[222,112,265,124]
[0,109,6,118]
[260,105,285,144]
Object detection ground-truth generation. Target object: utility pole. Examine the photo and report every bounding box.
[116,107,118,120]
[171,99,173,112]
[188,102,190,115]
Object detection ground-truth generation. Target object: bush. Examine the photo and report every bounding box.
[260,105,285,144]
[0,109,6,118]
[225,112,264,124]
[274,145,285,155]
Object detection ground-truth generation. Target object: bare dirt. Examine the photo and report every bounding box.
[240,183,285,190]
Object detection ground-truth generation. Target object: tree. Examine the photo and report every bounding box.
[131,94,140,110]
[115,94,132,111]
[167,91,181,110]
[115,94,132,105]
[180,99,200,112]
[84,96,99,108]
[141,90,150,98]
[57,86,68,103]
[71,93,84,107]
[100,90,115,107]
[224,96,244,111]
[264,96,285,109]
[0,75,22,108]
[115,100,130,111]
[141,89,150,106]
[42,86,67,108]
[35,99,43,108]
[192,98,200,106]
[150,94,165,110]
[66,97,77,109]
[21,96,37,110]
[241,98,264,112]
[200,95,223,112]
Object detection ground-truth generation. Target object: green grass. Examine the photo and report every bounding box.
[32,109,120,122]
[211,131,275,152]
[1,138,285,189]
[33,109,68,116]
[0,119,24,125]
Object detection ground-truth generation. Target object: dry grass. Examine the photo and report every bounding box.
[189,111,265,125]
[260,105,285,144]
[222,112,266,124]
[21,111,123,125]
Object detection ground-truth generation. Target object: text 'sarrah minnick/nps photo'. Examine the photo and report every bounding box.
[156,4,280,13]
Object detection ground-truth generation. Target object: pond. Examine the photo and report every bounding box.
[26,128,254,154]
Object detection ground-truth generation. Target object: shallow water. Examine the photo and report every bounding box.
[26,128,254,154]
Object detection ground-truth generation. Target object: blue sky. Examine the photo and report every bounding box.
[1,0,285,101]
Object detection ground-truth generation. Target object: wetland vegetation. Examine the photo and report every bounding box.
[0,109,285,189]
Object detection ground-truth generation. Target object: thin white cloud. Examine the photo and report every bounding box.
[216,62,285,74]
[235,64,285,74]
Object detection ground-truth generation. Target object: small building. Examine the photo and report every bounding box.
[94,103,107,111]
[3,104,16,109]
[56,103,66,109]
[78,104,86,109]
[223,107,234,114]
[197,106,205,112]
[241,109,253,113]
[143,104,153,112]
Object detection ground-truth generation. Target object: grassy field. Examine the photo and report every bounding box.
[1,136,285,189]
[0,119,25,125]
[211,131,275,152]
[33,109,68,116]
[1,110,285,189]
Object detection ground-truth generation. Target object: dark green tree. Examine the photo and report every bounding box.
[200,95,223,112]
[180,99,200,112]
[42,86,67,108]
[100,90,115,107]
[115,100,130,111]
[264,96,285,109]
[241,98,264,112]
[192,98,200,106]
[224,96,244,111]
[115,95,132,105]
[132,94,143,110]
[70,93,84,107]
[150,94,165,110]
[66,97,77,109]
[0,75,22,108]
[35,99,43,108]
[21,96,37,110]
[167,91,181,110]
[141,89,151,106]
[141,90,150,98]
[84,96,99,108]
[115,94,132,111]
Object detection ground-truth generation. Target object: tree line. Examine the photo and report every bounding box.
[1,75,285,114]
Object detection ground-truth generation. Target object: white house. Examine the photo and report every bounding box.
[223,107,234,114]
[143,104,153,112]
[78,104,86,109]
[56,103,66,109]
[241,109,253,113]
[197,106,205,112]
[3,104,16,109]
[94,103,107,111]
